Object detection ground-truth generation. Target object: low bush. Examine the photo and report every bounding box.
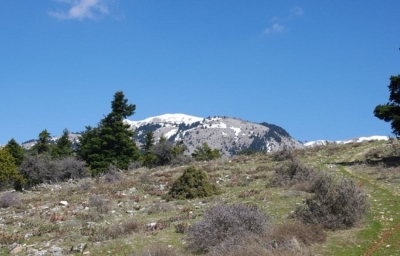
[272,147,294,161]
[191,142,221,161]
[170,155,193,166]
[270,223,326,247]
[207,233,268,256]
[19,154,89,188]
[269,158,316,188]
[166,166,219,200]
[294,177,369,230]
[89,195,111,214]
[0,192,20,208]
[186,203,269,253]
[104,166,122,184]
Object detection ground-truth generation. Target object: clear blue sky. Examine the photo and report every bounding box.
[1,0,399,145]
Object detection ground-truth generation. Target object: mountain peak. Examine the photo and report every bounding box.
[124,113,203,129]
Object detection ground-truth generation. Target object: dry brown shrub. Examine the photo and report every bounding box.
[175,222,189,233]
[0,192,20,208]
[270,223,326,246]
[89,195,111,214]
[294,177,369,230]
[186,203,269,253]
[269,159,316,188]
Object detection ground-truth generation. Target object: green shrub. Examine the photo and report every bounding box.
[0,148,25,191]
[166,166,219,200]
[191,142,221,161]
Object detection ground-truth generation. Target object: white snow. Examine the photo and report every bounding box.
[210,122,227,129]
[164,129,178,139]
[230,126,241,137]
[304,136,390,147]
[125,113,203,128]
[354,136,389,143]
[304,140,329,147]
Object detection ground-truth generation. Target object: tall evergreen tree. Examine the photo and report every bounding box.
[0,148,25,191]
[52,128,73,158]
[77,91,140,174]
[36,129,51,154]
[141,131,158,167]
[374,75,400,137]
[142,131,155,152]
[4,138,24,166]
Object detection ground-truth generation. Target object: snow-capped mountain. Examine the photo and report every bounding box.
[125,113,303,157]
[304,135,390,147]
[125,113,203,129]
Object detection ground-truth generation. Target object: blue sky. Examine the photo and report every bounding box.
[1,0,399,145]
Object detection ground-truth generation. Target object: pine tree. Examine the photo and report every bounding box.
[0,148,25,191]
[374,75,400,137]
[52,128,73,158]
[172,140,186,157]
[35,129,51,154]
[192,142,221,161]
[77,91,140,174]
[141,131,158,167]
[142,131,155,152]
[4,138,24,166]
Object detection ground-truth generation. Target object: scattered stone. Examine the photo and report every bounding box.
[49,246,63,255]
[24,233,33,239]
[10,245,23,254]
[59,201,68,206]
[70,243,87,253]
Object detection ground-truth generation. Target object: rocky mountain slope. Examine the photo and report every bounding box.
[125,113,303,157]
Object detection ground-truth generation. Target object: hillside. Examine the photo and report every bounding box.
[1,139,400,255]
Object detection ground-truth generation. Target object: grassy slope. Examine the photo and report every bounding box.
[1,140,400,255]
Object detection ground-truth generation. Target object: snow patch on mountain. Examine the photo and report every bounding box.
[304,135,390,147]
[125,113,203,129]
[230,126,241,137]
[164,129,178,139]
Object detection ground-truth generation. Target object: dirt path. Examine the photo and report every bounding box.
[363,223,400,256]
[337,147,400,256]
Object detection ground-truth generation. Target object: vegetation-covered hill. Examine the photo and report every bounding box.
[1,139,400,255]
